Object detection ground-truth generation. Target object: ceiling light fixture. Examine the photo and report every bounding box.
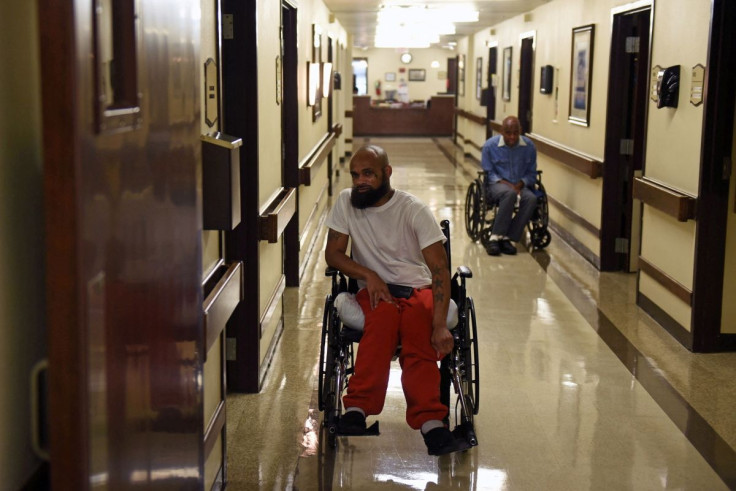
[374,4,478,48]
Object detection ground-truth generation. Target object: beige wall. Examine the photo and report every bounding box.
[637,0,711,330]
[294,0,349,273]
[0,1,47,488]
[355,47,452,102]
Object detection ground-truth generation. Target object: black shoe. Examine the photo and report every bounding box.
[485,240,501,256]
[422,427,470,456]
[500,239,517,255]
[337,411,366,435]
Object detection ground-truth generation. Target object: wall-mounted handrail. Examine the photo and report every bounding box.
[633,176,697,221]
[298,123,342,186]
[526,133,603,179]
[455,108,487,126]
[203,261,242,357]
[258,187,296,243]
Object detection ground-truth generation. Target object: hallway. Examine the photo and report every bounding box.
[225,137,736,490]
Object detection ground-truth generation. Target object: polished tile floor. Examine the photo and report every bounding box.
[226,137,736,490]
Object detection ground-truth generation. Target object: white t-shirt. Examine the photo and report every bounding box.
[326,188,446,288]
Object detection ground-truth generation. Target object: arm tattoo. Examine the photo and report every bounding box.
[431,263,446,304]
[327,229,342,242]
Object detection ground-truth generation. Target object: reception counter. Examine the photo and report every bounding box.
[352,95,455,136]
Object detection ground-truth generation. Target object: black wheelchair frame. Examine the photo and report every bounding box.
[465,170,551,250]
[318,220,480,449]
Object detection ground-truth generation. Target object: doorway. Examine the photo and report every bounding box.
[352,58,368,95]
[600,5,651,272]
[486,46,498,138]
[282,0,299,285]
[518,33,535,133]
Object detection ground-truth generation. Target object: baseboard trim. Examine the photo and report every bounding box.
[637,292,693,350]
[548,219,600,269]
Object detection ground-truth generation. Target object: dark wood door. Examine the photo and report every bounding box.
[518,36,535,133]
[486,46,498,138]
[39,0,204,488]
[283,1,300,286]
[447,57,458,95]
[601,7,651,271]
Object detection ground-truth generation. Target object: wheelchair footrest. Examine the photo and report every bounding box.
[452,421,478,448]
[337,420,380,436]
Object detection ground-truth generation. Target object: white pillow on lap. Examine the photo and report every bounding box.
[334,292,459,331]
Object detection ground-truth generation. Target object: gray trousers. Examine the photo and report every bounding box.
[487,182,537,242]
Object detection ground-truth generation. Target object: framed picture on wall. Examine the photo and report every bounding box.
[385,72,396,82]
[502,47,512,101]
[569,24,595,126]
[408,69,426,81]
[476,57,483,100]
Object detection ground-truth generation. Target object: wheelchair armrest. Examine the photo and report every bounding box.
[455,265,472,278]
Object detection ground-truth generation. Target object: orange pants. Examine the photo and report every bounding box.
[343,287,447,429]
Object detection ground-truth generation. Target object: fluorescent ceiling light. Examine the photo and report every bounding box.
[374,4,478,48]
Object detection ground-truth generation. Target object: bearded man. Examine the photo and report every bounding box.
[324,144,467,456]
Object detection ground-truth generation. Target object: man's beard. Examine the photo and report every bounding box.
[350,177,390,209]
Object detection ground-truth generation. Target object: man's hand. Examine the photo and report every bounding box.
[431,323,454,357]
[501,179,524,194]
[364,271,395,310]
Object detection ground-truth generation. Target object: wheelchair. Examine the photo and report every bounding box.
[465,170,551,250]
[318,220,480,450]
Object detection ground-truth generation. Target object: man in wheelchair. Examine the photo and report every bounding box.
[481,115,538,256]
[324,144,470,456]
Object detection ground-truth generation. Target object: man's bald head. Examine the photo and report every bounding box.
[501,116,522,147]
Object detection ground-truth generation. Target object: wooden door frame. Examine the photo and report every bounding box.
[691,0,736,351]
[327,37,335,196]
[600,3,652,271]
[518,32,535,134]
[38,2,89,486]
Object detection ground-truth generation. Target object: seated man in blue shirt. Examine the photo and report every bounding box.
[480,115,538,256]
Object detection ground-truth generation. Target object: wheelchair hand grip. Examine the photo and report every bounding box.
[456,265,472,278]
[325,266,338,277]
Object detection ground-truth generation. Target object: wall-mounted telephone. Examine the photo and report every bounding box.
[656,65,680,108]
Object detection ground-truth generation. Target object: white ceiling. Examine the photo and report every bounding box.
[323,0,551,49]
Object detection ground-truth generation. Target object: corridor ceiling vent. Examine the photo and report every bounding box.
[374,4,479,48]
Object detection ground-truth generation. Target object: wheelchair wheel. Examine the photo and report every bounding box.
[319,299,344,447]
[535,183,549,228]
[528,182,551,249]
[463,297,480,416]
[318,296,331,412]
[464,181,483,241]
[479,204,497,249]
[531,229,551,249]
